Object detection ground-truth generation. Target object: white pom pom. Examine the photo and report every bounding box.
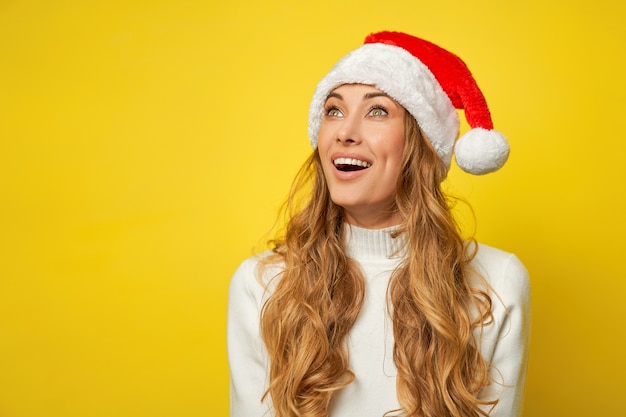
[454,128,510,175]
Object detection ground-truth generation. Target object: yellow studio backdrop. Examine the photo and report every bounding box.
[0,1,624,416]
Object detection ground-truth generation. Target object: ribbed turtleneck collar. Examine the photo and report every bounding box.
[343,224,405,262]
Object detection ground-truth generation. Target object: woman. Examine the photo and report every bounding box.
[228,31,530,417]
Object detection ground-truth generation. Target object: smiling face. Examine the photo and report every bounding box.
[317,84,406,229]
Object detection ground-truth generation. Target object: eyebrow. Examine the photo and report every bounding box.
[364,92,390,100]
[325,91,391,101]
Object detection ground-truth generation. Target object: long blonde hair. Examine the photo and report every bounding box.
[259,114,495,417]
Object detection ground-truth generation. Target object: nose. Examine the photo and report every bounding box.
[336,115,362,145]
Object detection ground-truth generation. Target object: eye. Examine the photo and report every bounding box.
[326,107,343,117]
[368,106,388,117]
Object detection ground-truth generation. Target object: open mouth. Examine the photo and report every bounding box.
[333,157,372,172]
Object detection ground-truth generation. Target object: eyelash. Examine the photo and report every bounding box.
[324,105,388,117]
[368,105,388,116]
[324,106,342,117]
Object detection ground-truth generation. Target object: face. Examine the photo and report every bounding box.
[318,84,406,229]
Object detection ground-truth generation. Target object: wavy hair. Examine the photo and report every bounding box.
[259,113,495,417]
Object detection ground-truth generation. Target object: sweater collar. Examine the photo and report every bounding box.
[343,224,404,262]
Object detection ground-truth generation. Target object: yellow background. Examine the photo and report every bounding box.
[1,1,624,416]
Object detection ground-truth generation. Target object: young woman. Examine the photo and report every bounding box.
[228,31,530,417]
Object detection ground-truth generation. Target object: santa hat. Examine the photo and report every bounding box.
[308,31,509,175]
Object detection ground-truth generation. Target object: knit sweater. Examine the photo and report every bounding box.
[227,225,530,417]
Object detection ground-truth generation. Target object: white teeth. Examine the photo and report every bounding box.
[333,157,372,168]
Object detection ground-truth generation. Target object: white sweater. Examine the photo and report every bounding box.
[228,225,530,417]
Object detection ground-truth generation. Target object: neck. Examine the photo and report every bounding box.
[343,208,402,229]
[343,223,405,261]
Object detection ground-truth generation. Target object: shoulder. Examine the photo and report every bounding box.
[470,244,530,415]
[229,251,284,304]
[470,243,530,309]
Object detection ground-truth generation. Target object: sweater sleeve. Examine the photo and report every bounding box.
[476,249,531,417]
[227,257,274,417]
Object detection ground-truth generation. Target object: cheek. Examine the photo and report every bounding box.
[316,145,334,181]
[386,130,406,184]
[317,127,336,166]
[389,129,406,165]
[317,122,334,148]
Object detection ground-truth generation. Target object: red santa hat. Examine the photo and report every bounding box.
[308,31,509,175]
